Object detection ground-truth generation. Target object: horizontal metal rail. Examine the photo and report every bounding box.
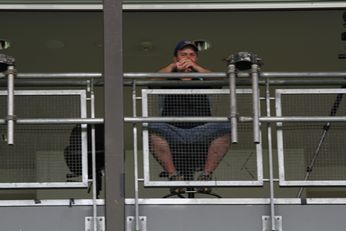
[124,79,346,87]
[0,118,104,125]
[0,4,102,10]
[124,198,346,205]
[0,80,103,87]
[1,72,346,87]
[124,72,346,79]
[261,72,346,78]
[124,72,226,79]
[125,117,229,123]
[1,198,346,207]
[128,116,346,123]
[1,2,346,11]
[123,2,346,11]
[0,199,105,207]
[0,73,102,79]
[260,116,346,122]
[3,79,346,87]
[1,116,346,125]
[0,182,88,189]
[1,72,346,80]
[125,116,346,123]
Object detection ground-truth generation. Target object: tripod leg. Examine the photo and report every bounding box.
[297,93,343,198]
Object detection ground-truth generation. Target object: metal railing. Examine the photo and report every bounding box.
[122,70,346,231]
[1,70,346,231]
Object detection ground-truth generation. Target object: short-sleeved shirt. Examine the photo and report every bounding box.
[160,77,211,128]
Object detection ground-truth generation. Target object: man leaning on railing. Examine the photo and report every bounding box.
[148,39,231,194]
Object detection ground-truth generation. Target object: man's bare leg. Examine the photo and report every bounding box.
[150,134,176,175]
[203,134,230,174]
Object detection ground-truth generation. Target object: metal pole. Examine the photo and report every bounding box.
[260,72,346,78]
[132,81,140,231]
[259,116,346,122]
[3,73,346,88]
[266,79,276,231]
[228,63,238,143]
[125,117,229,123]
[124,72,226,79]
[123,71,346,79]
[252,64,260,144]
[7,65,15,145]
[2,116,346,125]
[0,72,102,79]
[125,116,346,123]
[123,79,346,87]
[89,80,98,231]
[0,118,104,125]
[2,2,346,11]
[104,0,124,229]
[2,71,346,80]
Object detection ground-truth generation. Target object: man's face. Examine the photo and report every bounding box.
[174,47,198,62]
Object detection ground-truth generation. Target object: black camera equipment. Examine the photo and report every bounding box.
[0,54,15,73]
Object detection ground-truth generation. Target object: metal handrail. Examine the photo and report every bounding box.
[2,72,346,87]
[1,72,346,80]
[1,116,346,125]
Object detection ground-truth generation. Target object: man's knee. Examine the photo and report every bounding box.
[150,133,168,147]
[210,134,230,151]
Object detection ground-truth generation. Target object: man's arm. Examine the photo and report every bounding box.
[149,63,176,80]
[190,63,210,73]
[177,59,210,73]
[156,59,210,82]
[159,63,176,73]
[160,60,210,73]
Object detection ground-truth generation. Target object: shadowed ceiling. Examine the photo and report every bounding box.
[0,9,345,74]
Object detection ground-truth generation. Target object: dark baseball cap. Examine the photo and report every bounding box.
[174,40,198,56]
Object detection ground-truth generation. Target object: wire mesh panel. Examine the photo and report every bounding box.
[142,89,263,187]
[276,89,346,186]
[0,90,88,188]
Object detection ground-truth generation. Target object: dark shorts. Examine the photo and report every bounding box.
[148,122,231,145]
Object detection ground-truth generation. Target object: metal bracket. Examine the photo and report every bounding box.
[85,216,105,231]
[126,216,147,231]
[262,216,282,231]
[6,115,17,121]
[5,68,17,76]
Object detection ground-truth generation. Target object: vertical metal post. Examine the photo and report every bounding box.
[104,0,124,230]
[252,63,260,144]
[228,63,238,143]
[89,80,98,231]
[132,81,140,231]
[7,65,15,145]
[266,79,276,231]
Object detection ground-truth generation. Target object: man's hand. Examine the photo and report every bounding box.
[176,59,196,72]
[159,58,210,74]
